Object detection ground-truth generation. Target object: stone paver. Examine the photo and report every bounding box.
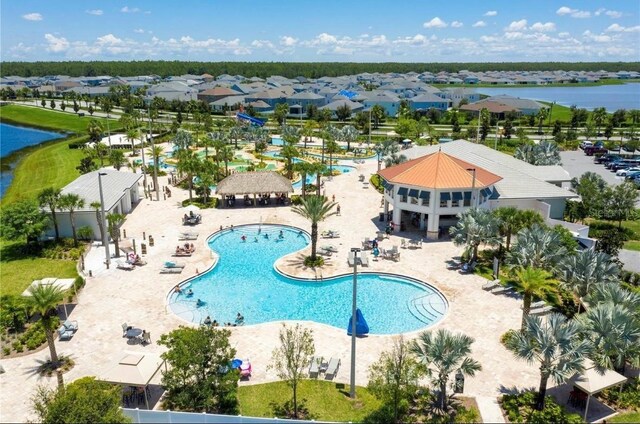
[0,147,540,423]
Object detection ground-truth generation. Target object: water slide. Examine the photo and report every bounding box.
[236,113,265,127]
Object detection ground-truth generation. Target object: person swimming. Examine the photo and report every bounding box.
[235,312,245,324]
[186,289,194,297]
[196,299,205,307]
[264,233,269,239]
[254,237,258,242]
[278,230,284,239]
[241,235,247,242]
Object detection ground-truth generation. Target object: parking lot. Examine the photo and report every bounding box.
[559,150,628,186]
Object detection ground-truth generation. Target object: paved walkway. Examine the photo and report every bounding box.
[0,148,540,422]
[475,396,506,423]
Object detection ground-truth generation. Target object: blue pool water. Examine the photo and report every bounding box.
[261,151,355,188]
[271,137,284,146]
[168,224,447,334]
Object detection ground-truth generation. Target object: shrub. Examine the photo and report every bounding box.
[598,379,640,411]
[77,226,94,241]
[501,391,582,423]
[303,256,324,267]
[2,347,10,356]
[12,341,23,352]
[500,329,517,347]
[370,174,384,193]
[290,195,303,205]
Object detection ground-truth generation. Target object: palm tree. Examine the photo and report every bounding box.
[578,302,640,373]
[383,141,407,168]
[107,213,126,258]
[341,125,358,151]
[302,120,318,149]
[592,107,607,135]
[584,283,640,315]
[560,250,619,311]
[493,207,543,251]
[293,161,313,198]
[307,162,327,196]
[449,208,501,262]
[90,201,104,242]
[27,284,65,386]
[507,224,567,271]
[291,195,337,261]
[325,140,341,177]
[374,139,395,171]
[511,267,557,330]
[59,193,85,247]
[38,187,62,242]
[410,329,481,412]
[150,144,164,192]
[176,149,200,201]
[536,108,548,135]
[506,314,590,411]
[126,128,140,152]
[86,119,104,144]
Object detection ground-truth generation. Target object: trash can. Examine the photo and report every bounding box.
[379,212,385,222]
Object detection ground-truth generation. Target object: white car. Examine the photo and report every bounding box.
[580,141,593,150]
[616,167,640,176]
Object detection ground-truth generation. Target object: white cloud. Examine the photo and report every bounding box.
[86,9,103,16]
[556,6,590,18]
[121,6,140,13]
[44,34,69,52]
[583,30,611,42]
[133,29,145,34]
[472,21,486,28]
[606,24,640,33]
[280,36,298,46]
[505,19,527,31]
[484,11,497,17]
[530,22,556,32]
[424,17,447,28]
[316,33,337,44]
[595,8,606,16]
[605,10,622,18]
[558,32,570,38]
[451,21,463,28]
[22,13,43,21]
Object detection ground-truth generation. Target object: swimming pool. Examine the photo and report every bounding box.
[261,151,355,188]
[167,224,447,334]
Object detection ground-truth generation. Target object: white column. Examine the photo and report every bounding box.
[392,207,401,228]
[426,213,440,240]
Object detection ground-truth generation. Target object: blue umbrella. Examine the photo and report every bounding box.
[347,308,370,336]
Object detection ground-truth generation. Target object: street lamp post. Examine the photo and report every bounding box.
[368,108,372,146]
[97,172,111,269]
[349,247,361,399]
[147,106,159,201]
[466,168,477,207]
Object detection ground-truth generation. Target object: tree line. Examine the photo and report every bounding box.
[2,60,639,78]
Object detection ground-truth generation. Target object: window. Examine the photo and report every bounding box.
[409,188,419,205]
[420,191,430,207]
[451,199,459,207]
[451,192,463,208]
[463,191,472,207]
[440,192,451,208]
[401,195,408,203]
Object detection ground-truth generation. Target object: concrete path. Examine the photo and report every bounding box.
[619,249,640,272]
[475,396,505,423]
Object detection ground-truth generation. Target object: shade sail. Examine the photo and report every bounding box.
[22,278,76,297]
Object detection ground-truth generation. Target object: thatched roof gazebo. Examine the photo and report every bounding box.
[216,171,293,207]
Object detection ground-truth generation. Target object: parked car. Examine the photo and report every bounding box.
[622,144,638,153]
[584,145,608,156]
[616,167,640,176]
[595,154,620,164]
[625,171,640,180]
[580,141,594,150]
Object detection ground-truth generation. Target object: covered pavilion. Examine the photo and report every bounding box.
[97,351,166,409]
[569,361,627,421]
[216,171,293,207]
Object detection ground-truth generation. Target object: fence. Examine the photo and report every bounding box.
[122,408,334,424]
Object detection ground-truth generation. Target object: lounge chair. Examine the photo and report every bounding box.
[521,300,547,310]
[530,305,554,315]
[459,261,477,274]
[408,239,423,249]
[324,357,341,380]
[172,251,192,257]
[347,251,355,266]
[360,253,369,267]
[491,284,514,295]
[321,230,340,238]
[116,260,134,270]
[318,249,332,257]
[160,267,183,274]
[401,239,407,249]
[362,238,371,250]
[57,326,74,341]
[309,356,320,378]
[178,232,199,240]
[62,320,79,332]
[322,245,338,253]
[164,261,186,268]
[482,279,501,291]
[122,323,132,337]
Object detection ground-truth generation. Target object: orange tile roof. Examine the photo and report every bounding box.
[378,151,502,189]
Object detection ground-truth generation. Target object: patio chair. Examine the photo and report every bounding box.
[347,251,355,266]
[322,245,338,253]
[309,356,320,378]
[409,239,423,249]
[491,284,514,295]
[139,331,151,346]
[459,261,477,274]
[318,249,332,257]
[116,260,134,270]
[401,239,407,249]
[324,357,341,380]
[122,323,132,337]
[160,267,183,274]
[164,261,186,268]
[57,326,74,341]
[362,238,371,250]
[178,232,199,240]
[62,320,79,332]
[360,253,369,267]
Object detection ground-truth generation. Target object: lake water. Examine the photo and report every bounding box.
[476,83,640,112]
[0,123,64,198]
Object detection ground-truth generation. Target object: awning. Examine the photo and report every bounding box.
[464,191,472,200]
[480,188,491,197]
[382,180,394,191]
[419,191,430,200]
[397,187,408,196]
[440,192,451,201]
[408,189,420,197]
[452,192,463,201]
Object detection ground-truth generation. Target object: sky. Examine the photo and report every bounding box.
[1,0,639,62]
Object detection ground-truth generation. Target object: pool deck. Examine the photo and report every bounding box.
[0,151,538,423]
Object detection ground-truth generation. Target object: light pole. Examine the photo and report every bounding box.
[97,172,111,269]
[349,247,361,399]
[147,106,159,200]
[466,168,476,207]
[368,108,372,146]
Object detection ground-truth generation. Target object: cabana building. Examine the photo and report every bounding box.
[216,171,293,207]
[378,140,576,240]
[43,170,142,240]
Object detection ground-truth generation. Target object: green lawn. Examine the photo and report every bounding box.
[588,219,640,252]
[0,104,114,133]
[237,380,382,422]
[0,240,79,297]
[610,412,640,423]
[2,136,87,204]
